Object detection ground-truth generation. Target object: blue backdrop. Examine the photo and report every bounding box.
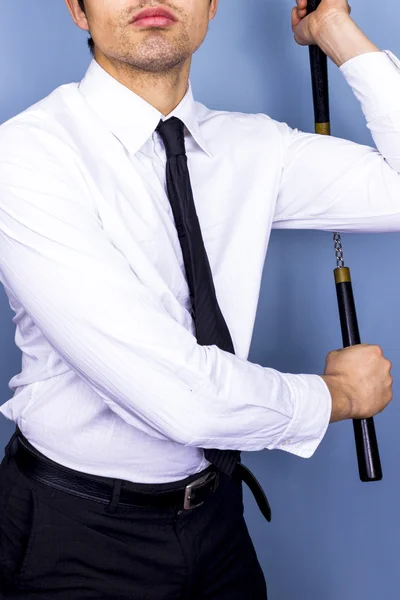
[1,1,400,599]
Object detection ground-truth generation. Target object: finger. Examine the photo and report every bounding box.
[296,0,308,8]
[291,7,301,29]
[293,4,307,22]
[373,345,384,356]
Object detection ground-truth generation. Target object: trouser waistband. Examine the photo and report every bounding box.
[4,425,271,521]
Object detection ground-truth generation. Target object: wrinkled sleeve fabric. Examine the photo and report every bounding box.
[0,124,331,458]
[274,51,400,231]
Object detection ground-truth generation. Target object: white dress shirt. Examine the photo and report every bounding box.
[1,51,400,483]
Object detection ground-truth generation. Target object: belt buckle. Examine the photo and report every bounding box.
[183,471,216,510]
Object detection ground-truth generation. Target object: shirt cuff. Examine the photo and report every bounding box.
[339,50,400,121]
[271,374,332,458]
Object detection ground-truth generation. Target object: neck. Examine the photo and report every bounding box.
[94,52,191,116]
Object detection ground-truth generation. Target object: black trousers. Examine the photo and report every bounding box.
[0,435,267,599]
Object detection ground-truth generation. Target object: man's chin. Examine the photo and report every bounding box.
[127,48,189,73]
[128,57,187,73]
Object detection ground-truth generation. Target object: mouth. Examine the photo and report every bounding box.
[131,6,178,28]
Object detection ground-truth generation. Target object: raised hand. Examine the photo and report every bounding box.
[292,0,351,46]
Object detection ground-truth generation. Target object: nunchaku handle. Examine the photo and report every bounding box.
[307,0,331,134]
[307,0,383,482]
[334,269,383,482]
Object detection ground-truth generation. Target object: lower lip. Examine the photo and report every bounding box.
[132,16,176,27]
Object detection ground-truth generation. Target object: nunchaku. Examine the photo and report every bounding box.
[306,0,382,481]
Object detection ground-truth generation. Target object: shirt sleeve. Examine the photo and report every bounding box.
[273,51,400,231]
[0,124,331,459]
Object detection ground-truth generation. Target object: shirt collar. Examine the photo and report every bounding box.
[78,58,212,158]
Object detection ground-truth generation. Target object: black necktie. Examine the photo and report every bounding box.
[156,117,240,477]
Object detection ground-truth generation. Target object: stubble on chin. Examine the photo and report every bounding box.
[110,20,193,74]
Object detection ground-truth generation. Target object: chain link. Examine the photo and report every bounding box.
[333,232,345,268]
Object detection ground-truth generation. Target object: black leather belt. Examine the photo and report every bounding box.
[12,436,218,511]
[7,427,271,521]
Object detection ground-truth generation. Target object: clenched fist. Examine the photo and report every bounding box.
[292,0,352,47]
[321,344,393,423]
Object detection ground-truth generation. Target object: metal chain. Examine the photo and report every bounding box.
[333,232,345,268]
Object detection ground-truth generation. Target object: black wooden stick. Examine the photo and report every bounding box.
[306,0,382,482]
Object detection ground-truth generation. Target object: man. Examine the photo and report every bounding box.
[0,0,396,598]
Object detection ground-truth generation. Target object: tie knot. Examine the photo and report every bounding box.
[156,117,186,158]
